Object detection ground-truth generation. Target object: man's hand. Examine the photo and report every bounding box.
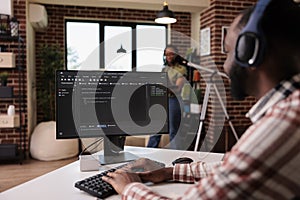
[138,167,173,183]
[121,158,165,172]
[102,170,142,194]
[102,165,174,195]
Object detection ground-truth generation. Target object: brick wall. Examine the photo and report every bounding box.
[0,0,27,152]
[199,0,257,152]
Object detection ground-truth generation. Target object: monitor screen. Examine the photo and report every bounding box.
[56,70,169,140]
[56,70,169,164]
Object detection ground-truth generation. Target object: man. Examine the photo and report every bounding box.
[102,0,300,199]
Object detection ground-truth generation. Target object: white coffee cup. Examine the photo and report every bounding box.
[7,105,15,116]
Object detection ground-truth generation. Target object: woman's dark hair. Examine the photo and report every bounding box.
[163,44,179,65]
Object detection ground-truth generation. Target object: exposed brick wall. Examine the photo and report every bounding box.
[0,0,27,152]
[35,5,191,122]
[199,0,257,152]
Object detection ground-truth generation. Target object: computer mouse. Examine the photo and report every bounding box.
[172,157,194,165]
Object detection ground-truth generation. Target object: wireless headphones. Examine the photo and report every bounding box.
[235,0,273,67]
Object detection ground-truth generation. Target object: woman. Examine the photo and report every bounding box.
[147,44,187,149]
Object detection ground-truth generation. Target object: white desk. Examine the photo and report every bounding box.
[1,146,223,200]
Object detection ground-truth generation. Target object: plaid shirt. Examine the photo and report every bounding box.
[122,74,300,200]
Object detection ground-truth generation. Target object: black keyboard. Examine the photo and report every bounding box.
[75,160,165,199]
[75,163,126,199]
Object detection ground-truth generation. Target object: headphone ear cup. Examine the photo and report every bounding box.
[235,33,258,66]
[234,0,272,67]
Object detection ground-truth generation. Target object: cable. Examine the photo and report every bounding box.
[80,137,104,156]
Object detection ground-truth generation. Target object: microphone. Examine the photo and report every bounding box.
[176,55,189,66]
[176,54,229,79]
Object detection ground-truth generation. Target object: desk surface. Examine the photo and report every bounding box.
[1,146,223,200]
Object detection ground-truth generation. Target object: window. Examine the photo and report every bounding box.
[65,20,167,71]
[66,22,100,70]
[105,26,132,71]
[136,25,166,72]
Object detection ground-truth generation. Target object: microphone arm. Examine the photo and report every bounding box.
[178,56,229,79]
[186,62,229,79]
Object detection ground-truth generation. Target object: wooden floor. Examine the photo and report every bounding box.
[0,156,78,192]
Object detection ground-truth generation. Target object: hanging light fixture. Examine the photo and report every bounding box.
[117,44,126,53]
[155,1,177,24]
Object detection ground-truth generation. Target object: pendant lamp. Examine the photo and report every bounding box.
[155,1,177,24]
[117,44,126,53]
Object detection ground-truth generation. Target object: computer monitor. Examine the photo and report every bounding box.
[56,70,169,164]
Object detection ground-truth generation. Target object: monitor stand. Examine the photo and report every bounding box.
[99,136,138,165]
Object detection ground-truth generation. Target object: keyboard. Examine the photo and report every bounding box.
[75,159,165,199]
